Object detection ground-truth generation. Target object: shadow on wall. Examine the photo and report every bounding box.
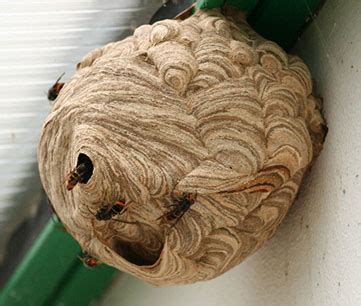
[248,153,330,305]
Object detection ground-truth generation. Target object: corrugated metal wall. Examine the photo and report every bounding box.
[0,0,163,262]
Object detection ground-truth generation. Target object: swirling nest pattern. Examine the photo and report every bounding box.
[38,9,326,285]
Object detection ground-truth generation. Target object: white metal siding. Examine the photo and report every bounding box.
[0,0,163,262]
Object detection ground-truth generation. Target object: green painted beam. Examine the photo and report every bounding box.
[196,0,323,50]
[48,263,117,306]
[0,218,117,306]
[0,220,79,306]
[248,0,324,50]
[197,0,259,13]
[227,0,259,13]
[197,0,224,9]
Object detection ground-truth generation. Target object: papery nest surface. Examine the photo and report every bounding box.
[38,8,327,285]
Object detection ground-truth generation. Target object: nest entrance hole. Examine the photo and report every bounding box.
[77,153,93,183]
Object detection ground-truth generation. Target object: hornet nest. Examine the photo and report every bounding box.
[38,8,327,285]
